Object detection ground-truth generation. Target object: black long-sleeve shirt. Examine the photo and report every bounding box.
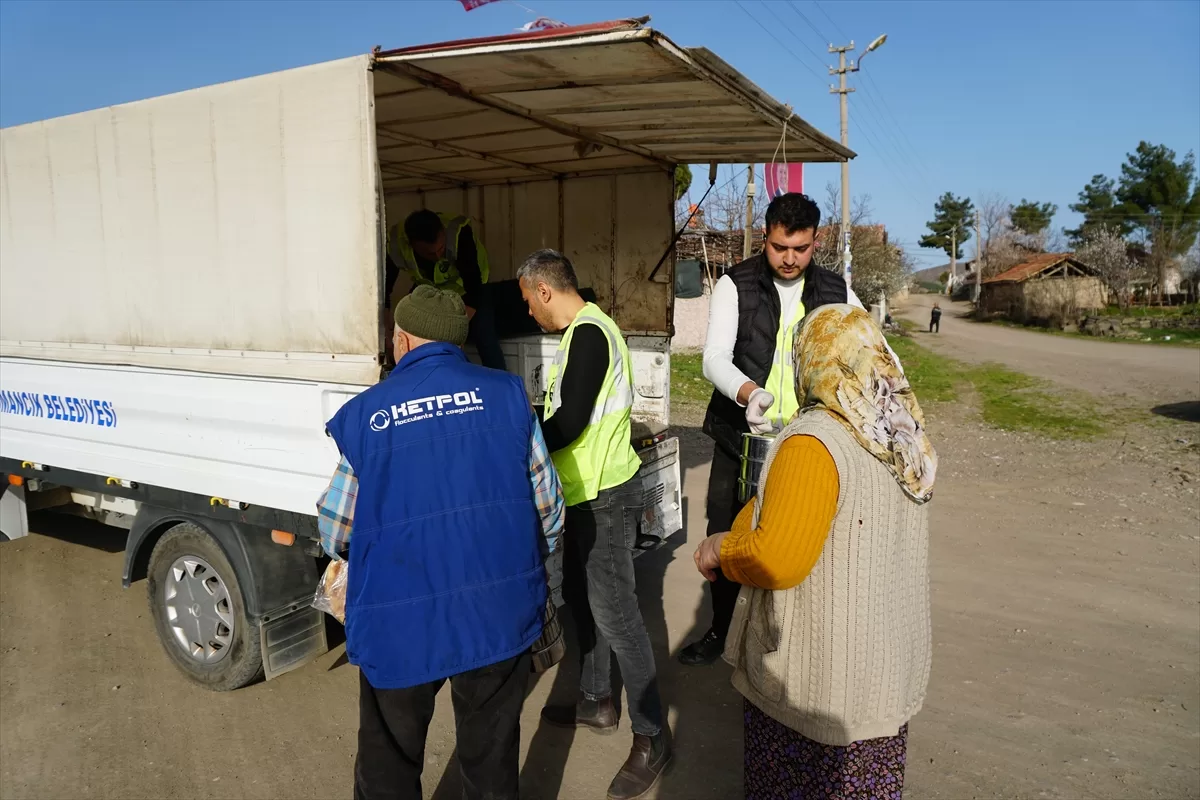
[541,323,609,454]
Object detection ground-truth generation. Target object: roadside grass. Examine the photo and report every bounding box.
[885,335,960,403]
[885,334,1107,439]
[986,318,1200,347]
[964,363,1105,439]
[1141,327,1200,345]
[1098,302,1199,318]
[671,352,711,408]
[671,337,1108,439]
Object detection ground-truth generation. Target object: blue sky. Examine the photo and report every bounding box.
[2,0,1197,269]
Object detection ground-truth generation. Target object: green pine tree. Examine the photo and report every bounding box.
[1010,199,1057,235]
[919,193,975,259]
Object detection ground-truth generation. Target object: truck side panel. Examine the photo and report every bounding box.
[0,358,356,515]
[0,56,381,385]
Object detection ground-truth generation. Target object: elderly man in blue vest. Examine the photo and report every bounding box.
[517,250,672,800]
[318,284,565,800]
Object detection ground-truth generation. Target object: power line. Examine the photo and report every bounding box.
[803,0,942,201]
[857,70,938,195]
[752,3,931,213]
[787,0,834,46]
[850,81,938,198]
[812,0,850,41]
[733,1,824,83]
[774,1,936,203]
[775,1,835,72]
[847,116,929,211]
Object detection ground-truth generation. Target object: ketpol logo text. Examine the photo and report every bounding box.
[369,390,485,431]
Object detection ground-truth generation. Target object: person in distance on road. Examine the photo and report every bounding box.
[695,304,935,799]
[930,302,942,333]
[317,285,564,800]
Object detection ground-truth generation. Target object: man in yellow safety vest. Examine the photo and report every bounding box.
[517,249,672,800]
[386,209,507,371]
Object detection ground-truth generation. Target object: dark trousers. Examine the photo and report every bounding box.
[354,654,530,800]
[706,445,747,640]
[563,475,664,736]
[929,317,940,333]
[469,287,507,372]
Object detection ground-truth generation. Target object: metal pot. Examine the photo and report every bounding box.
[738,432,776,504]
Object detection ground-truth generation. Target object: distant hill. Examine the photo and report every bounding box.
[910,264,947,284]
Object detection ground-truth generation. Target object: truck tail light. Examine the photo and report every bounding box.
[271,530,296,546]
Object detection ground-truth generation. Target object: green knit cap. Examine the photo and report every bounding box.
[393,285,469,347]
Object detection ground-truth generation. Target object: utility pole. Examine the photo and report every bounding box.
[743,165,756,260]
[829,43,855,283]
[829,34,888,286]
[974,215,983,303]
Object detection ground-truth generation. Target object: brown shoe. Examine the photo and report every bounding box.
[606,730,673,800]
[540,696,620,734]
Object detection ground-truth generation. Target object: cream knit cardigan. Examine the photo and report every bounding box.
[724,410,932,746]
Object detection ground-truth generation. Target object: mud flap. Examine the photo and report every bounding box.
[0,483,29,540]
[259,604,328,681]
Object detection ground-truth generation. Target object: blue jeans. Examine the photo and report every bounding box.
[562,475,664,736]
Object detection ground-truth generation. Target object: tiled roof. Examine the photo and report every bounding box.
[982,253,1087,284]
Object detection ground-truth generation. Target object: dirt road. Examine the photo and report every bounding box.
[899,294,1200,406]
[2,309,1199,798]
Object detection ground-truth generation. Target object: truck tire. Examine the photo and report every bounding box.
[146,522,264,691]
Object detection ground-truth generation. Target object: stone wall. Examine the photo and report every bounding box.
[1080,313,1200,337]
[980,277,1106,324]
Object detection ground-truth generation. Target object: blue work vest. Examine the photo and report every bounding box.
[325,343,546,689]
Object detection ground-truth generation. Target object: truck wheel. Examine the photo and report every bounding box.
[146,523,264,691]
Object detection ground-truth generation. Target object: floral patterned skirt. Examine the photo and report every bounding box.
[744,699,908,800]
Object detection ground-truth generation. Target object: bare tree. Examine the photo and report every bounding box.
[1077,226,1143,310]
[1045,227,1069,254]
[815,182,872,272]
[814,182,907,304]
[971,193,1012,279]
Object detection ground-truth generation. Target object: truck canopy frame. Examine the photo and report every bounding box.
[372,17,852,193]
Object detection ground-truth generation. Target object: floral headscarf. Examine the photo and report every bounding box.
[793,304,937,503]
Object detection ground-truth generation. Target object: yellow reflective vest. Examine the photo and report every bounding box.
[763,284,806,429]
[544,303,642,507]
[388,212,490,300]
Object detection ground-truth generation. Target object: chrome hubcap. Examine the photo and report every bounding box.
[164,556,234,663]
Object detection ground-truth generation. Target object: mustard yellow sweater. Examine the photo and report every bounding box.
[720,435,840,590]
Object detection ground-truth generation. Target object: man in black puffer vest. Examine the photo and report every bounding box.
[680,192,864,666]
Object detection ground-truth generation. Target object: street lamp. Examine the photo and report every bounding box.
[830,33,888,287]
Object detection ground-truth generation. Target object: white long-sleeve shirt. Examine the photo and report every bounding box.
[702,273,873,406]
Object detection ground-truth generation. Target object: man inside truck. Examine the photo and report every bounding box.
[385,209,507,371]
[517,249,673,800]
[318,285,564,800]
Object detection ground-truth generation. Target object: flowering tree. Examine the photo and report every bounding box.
[1077,226,1144,310]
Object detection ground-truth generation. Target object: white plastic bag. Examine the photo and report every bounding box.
[312,560,348,624]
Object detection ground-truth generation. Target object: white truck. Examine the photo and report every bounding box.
[0,18,849,689]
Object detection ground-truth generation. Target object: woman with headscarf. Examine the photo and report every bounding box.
[694,304,936,799]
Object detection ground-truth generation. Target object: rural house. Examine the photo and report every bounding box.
[979,253,1106,324]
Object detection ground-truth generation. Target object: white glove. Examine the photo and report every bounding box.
[744,388,776,434]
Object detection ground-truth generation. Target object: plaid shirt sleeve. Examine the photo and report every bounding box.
[316,455,358,561]
[529,412,565,555]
